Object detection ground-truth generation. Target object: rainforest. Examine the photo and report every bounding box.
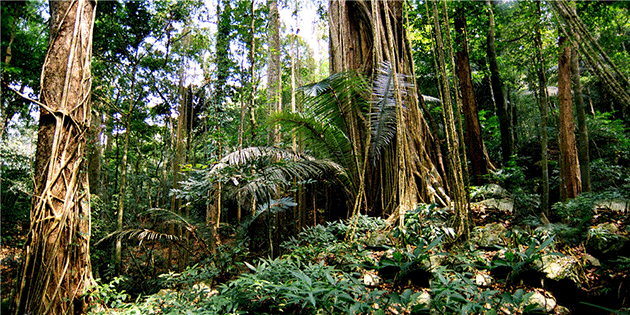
[1,0,629,314]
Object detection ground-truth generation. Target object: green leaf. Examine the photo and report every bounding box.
[244,261,257,272]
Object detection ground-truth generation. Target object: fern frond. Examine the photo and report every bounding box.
[95,228,181,246]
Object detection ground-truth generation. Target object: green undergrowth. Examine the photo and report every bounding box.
[87,203,629,315]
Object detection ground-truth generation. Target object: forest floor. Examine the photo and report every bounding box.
[1,195,629,314]
[1,221,28,312]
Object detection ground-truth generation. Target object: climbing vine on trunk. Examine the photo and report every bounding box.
[14,0,97,314]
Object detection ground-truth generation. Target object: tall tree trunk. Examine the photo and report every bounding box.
[454,8,492,185]
[572,40,591,193]
[552,0,630,119]
[102,113,113,206]
[1,12,19,139]
[329,0,449,223]
[171,69,188,214]
[87,111,102,196]
[534,1,550,217]
[267,0,281,145]
[486,0,513,164]
[558,34,581,200]
[432,0,469,239]
[248,1,257,144]
[114,109,131,276]
[14,0,97,313]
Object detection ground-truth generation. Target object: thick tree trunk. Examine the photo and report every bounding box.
[454,10,492,185]
[329,0,449,221]
[486,0,513,164]
[14,0,97,314]
[558,35,581,200]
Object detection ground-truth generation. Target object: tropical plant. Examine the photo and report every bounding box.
[490,236,556,283]
[97,208,211,250]
[551,193,596,231]
[375,236,443,287]
[175,147,345,212]
[270,71,369,201]
[94,207,214,288]
[392,204,455,246]
[86,277,131,310]
[270,61,412,218]
[431,266,500,315]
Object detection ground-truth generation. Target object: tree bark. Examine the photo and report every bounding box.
[486,0,513,164]
[534,1,550,217]
[87,111,102,196]
[572,39,591,193]
[14,0,97,313]
[454,8,492,185]
[551,0,630,118]
[267,0,281,145]
[558,35,581,200]
[329,0,449,221]
[432,0,469,238]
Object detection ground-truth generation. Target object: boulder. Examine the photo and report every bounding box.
[474,272,493,287]
[472,184,510,200]
[412,291,431,310]
[363,273,381,287]
[587,223,629,256]
[476,198,514,213]
[537,254,580,284]
[422,254,444,272]
[471,223,507,248]
[525,291,557,313]
[594,199,629,213]
[365,231,393,249]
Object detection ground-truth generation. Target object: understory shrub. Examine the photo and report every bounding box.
[551,193,595,232]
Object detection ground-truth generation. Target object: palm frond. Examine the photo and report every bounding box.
[300,70,371,139]
[232,157,347,202]
[298,72,345,97]
[209,146,348,205]
[240,197,297,232]
[144,208,194,228]
[422,95,442,103]
[118,228,181,242]
[253,197,297,219]
[94,228,180,246]
[94,208,211,253]
[370,61,413,159]
[269,112,355,174]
